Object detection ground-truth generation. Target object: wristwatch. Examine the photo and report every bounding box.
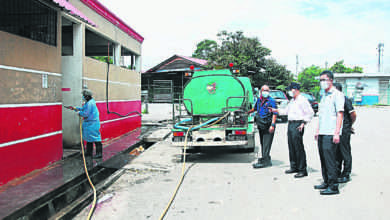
[271,123,276,127]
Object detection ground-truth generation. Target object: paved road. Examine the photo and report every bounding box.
[76,106,390,220]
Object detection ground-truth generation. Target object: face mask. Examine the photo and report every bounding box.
[288,91,294,97]
[320,81,329,90]
[262,91,269,98]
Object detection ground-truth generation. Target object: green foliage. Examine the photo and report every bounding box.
[329,60,363,73]
[298,65,323,97]
[352,66,363,73]
[92,56,113,64]
[142,108,149,114]
[297,60,364,98]
[193,31,293,89]
[127,65,136,70]
[192,39,217,60]
[261,58,293,89]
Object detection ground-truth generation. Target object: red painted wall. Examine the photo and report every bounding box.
[0,101,141,186]
[0,105,62,143]
[0,105,63,186]
[97,100,141,142]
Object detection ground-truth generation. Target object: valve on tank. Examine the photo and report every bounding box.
[227,110,247,126]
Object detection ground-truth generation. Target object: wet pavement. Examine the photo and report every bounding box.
[0,128,142,219]
[75,106,390,220]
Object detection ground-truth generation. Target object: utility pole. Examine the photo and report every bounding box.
[377,43,384,73]
[325,61,328,70]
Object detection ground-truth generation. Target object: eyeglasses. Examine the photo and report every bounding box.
[319,79,330,82]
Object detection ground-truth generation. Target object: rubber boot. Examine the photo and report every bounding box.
[85,142,93,157]
[93,142,103,159]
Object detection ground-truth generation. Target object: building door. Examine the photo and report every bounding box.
[379,80,390,105]
[152,80,173,103]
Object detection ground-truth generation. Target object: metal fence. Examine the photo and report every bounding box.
[379,80,390,105]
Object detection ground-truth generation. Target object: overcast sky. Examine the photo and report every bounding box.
[99,0,389,74]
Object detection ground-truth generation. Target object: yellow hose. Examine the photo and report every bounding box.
[159,125,195,220]
[159,112,230,219]
[79,118,97,220]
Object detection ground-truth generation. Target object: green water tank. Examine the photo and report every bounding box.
[183,69,253,115]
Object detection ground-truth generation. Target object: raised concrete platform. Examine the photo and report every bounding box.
[0,128,142,220]
[143,128,171,142]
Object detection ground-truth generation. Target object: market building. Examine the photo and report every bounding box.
[0,0,143,185]
[141,55,208,102]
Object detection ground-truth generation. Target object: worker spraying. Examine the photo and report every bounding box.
[68,89,103,159]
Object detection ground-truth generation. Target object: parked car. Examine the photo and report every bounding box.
[269,90,289,122]
[301,93,318,115]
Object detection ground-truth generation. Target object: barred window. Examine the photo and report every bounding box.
[0,0,57,46]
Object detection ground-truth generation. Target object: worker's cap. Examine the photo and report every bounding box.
[82,89,93,97]
[286,82,301,90]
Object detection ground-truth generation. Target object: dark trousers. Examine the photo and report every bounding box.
[318,135,340,184]
[258,126,274,161]
[337,132,352,176]
[86,142,102,155]
[287,121,307,172]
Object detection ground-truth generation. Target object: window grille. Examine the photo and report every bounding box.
[0,0,57,46]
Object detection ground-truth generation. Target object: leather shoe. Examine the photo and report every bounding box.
[294,172,308,178]
[285,169,298,174]
[337,176,350,183]
[252,160,272,169]
[320,186,339,195]
[314,183,328,190]
[257,158,265,163]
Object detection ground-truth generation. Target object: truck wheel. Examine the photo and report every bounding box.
[247,133,256,152]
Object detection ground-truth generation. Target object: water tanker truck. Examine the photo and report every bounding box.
[172,69,255,154]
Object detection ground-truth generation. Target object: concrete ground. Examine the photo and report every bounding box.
[76,105,390,220]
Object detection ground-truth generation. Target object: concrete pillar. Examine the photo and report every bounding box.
[135,55,141,72]
[62,22,85,147]
[114,43,121,66]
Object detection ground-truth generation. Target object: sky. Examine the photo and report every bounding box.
[99,0,390,74]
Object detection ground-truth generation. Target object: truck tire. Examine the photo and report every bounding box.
[246,133,255,152]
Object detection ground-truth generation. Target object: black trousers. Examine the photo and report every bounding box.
[337,132,352,176]
[287,121,307,172]
[258,126,274,161]
[318,135,340,184]
[86,142,102,155]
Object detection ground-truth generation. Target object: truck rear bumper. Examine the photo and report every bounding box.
[172,140,248,147]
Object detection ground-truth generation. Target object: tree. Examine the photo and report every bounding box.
[298,65,323,97]
[330,60,363,73]
[352,66,363,73]
[262,58,293,89]
[193,31,293,88]
[192,39,217,60]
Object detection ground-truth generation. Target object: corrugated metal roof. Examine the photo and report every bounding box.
[51,0,96,26]
[143,55,208,73]
[178,55,208,66]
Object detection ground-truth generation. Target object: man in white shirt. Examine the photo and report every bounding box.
[314,71,344,195]
[270,82,314,178]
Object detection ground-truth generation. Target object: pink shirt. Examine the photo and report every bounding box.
[280,94,314,123]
